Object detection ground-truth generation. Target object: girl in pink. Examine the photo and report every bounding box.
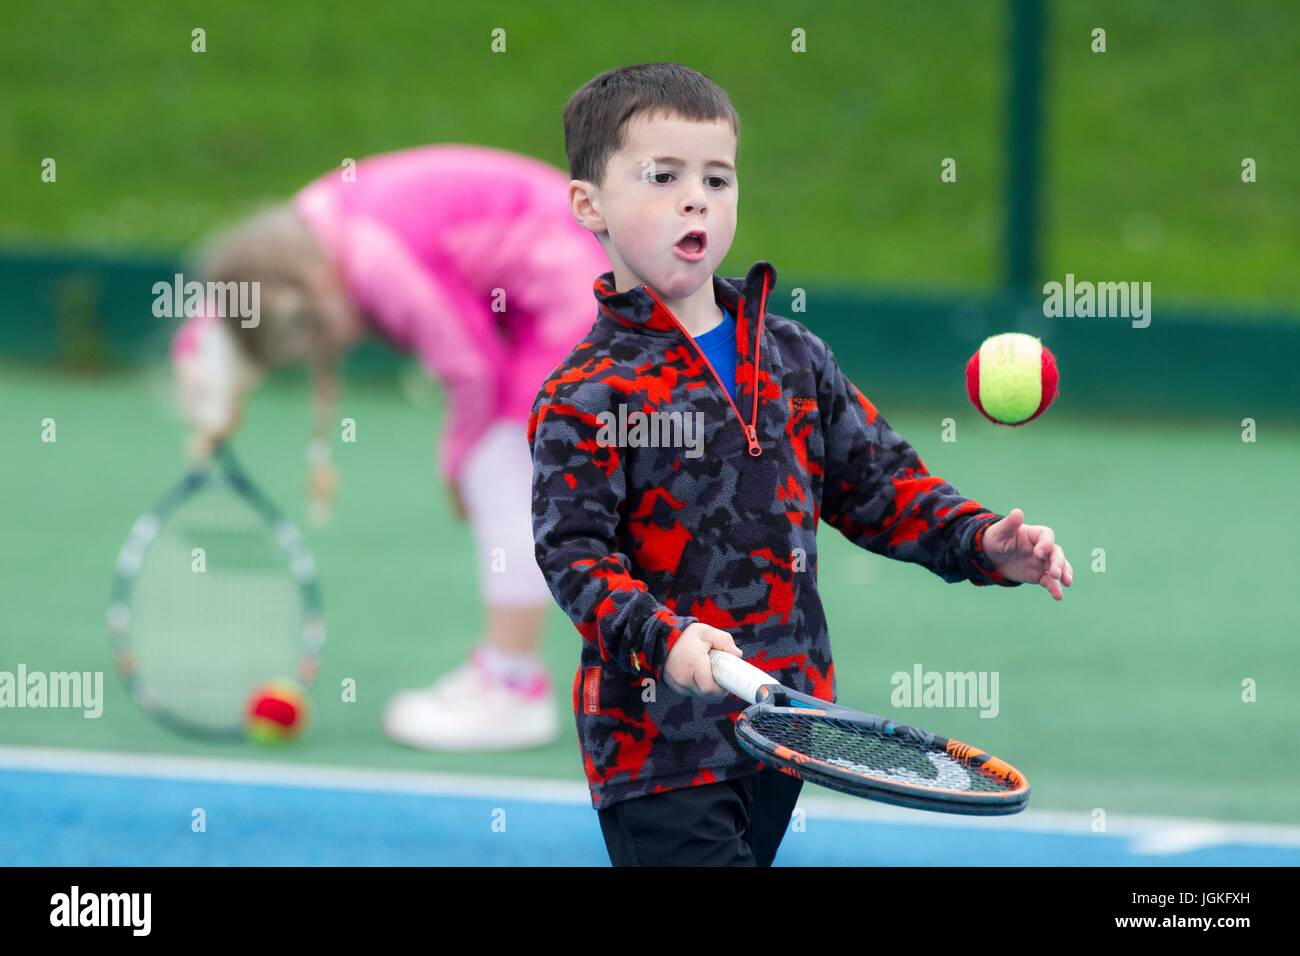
[173,144,609,751]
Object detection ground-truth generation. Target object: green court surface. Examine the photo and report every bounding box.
[1,362,1297,823]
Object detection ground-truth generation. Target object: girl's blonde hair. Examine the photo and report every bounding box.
[195,202,340,369]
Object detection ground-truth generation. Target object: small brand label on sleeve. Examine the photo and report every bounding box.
[582,667,602,715]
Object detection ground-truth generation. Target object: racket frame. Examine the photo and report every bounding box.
[711,651,1030,816]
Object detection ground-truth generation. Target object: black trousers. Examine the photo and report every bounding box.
[597,769,803,866]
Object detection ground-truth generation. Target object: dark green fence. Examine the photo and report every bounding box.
[3,249,1296,421]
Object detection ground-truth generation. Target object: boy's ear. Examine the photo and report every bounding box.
[568,179,606,235]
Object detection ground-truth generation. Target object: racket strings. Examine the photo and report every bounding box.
[749,712,1015,793]
[127,484,305,732]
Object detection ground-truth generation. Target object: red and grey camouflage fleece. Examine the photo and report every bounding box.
[528,260,1019,809]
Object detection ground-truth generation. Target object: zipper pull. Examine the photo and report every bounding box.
[745,425,762,457]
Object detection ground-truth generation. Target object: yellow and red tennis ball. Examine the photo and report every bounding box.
[246,680,307,743]
[966,332,1060,425]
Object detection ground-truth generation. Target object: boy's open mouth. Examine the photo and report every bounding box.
[673,230,708,260]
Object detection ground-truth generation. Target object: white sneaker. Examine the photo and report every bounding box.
[383,655,560,752]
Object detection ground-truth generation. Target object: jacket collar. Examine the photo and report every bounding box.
[593,261,777,339]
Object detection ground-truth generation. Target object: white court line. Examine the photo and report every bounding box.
[0,744,591,805]
[2,744,1299,854]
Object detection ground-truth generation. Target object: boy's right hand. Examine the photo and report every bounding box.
[664,622,742,699]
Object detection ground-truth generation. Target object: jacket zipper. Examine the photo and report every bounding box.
[644,284,767,458]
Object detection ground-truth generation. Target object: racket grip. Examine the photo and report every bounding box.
[709,650,778,704]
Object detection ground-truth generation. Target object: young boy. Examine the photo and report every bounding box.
[528,64,1072,866]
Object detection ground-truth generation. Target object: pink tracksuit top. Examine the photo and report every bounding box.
[179,144,610,481]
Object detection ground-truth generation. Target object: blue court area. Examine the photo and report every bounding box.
[2,749,1298,866]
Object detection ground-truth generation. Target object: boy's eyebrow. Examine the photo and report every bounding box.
[650,155,736,172]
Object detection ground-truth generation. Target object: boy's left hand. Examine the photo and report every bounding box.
[982,508,1073,600]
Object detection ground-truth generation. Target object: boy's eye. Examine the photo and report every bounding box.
[650,172,731,188]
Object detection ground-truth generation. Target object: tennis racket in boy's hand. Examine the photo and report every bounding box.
[664,622,742,698]
[709,651,1030,815]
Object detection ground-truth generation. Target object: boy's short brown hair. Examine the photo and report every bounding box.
[563,63,740,186]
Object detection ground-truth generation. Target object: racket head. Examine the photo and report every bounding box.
[107,443,324,739]
[734,687,1030,815]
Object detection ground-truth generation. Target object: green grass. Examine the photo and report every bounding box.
[1,365,1297,822]
[1,0,1296,308]
[1047,2,1300,306]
